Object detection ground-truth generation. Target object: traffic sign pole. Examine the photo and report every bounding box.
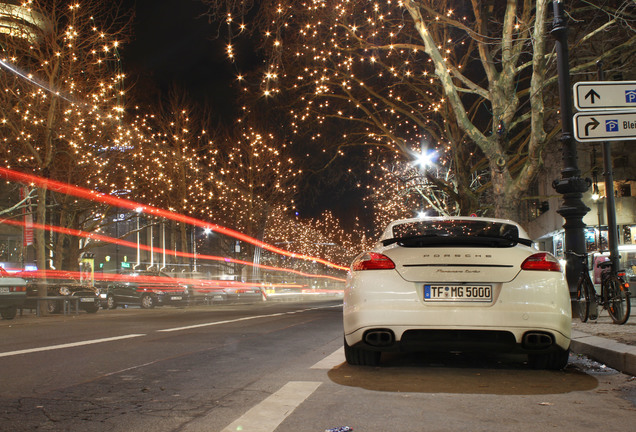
[595,64,620,275]
[573,68,636,281]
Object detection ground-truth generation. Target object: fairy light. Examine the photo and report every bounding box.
[0,1,356,279]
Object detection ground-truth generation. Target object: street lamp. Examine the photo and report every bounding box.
[551,0,591,295]
[134,207,143,270]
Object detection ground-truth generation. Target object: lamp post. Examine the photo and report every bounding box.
[550,0,591,295]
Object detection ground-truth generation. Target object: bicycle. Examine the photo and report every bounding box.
[566,251,631,325]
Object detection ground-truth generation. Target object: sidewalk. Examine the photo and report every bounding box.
[570,307,636,376]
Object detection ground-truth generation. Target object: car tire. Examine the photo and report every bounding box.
[83,304,99,314]
[344,337,381,366]
[528,348,570,370]
[141,294,155,309]
[1,306,17,320]
[107,295,117,310]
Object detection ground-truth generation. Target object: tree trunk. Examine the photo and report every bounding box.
[35,186,48,314]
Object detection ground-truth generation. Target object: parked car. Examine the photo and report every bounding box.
[221,284,263,303]
[105,270,188,309]
[0,267,27,320]
[343,216,572,370]
[19,271,100,314]
[170,272,262,305]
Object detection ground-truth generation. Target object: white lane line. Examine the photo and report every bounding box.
[311,347,345,369]
[157,304,338,333]
[0,334,145,358]
[220,381,322,432]
[0,304,341,358]
[157,313,285,332]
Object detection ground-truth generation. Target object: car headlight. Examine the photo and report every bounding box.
[59,286,71,296]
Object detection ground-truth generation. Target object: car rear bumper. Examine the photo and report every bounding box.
[74,295,100,309]
[0,293,27,308]
[157,294,187,305]
[345,321,571,354]
[344,270,572,353]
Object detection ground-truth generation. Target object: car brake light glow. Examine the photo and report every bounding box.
[521,252,562,272]
[352,252,396,271]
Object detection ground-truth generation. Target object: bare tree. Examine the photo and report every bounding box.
[202,0,635,221]
[263,205,365,270]
[208,114,302,240]
[0,0,132,276]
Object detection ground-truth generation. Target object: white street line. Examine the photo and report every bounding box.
[220,381,322,432]
[157,314,283,332]
[311,347,345,369]
[157,304,337,333]
[0,334,145,358]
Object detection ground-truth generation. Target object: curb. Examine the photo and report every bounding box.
[571,330,636,376]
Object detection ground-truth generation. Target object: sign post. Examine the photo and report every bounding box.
[573,76,636,275]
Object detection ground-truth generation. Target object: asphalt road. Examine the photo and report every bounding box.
[1,300,635,431]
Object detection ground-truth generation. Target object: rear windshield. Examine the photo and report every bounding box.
[385,220,529,248]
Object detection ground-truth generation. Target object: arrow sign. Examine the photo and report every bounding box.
[584,117,599,136]
[585,89,600,105]
[574,81,636,110]
[573,110,636,142]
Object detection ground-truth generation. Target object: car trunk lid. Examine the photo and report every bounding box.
[385,246,528,283]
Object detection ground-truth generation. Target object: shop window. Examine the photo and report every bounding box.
[619,183,631,197]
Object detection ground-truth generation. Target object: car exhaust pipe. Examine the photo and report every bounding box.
[364,330,395,347]
[523,332,553,350]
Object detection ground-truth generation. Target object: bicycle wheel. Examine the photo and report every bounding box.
[576,275,593,322]
[604,274,631,325]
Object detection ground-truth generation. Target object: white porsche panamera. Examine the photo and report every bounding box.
[343,216,572,369]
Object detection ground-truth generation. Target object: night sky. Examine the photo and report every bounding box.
[122,0,239,120]
[121,0,369,226]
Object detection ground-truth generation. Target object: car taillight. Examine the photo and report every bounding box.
[10,286,26,292]
[521,252,562,272]
[351,252,396,271]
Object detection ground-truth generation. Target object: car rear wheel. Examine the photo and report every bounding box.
[83,304,99,313]
[1,306,17,320]
[528,348,570,370]
[344,337,381,366]
[106,295,117,310]
[141,294,155,309]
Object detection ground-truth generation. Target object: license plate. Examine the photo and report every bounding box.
[424,284,492,302]
[0,287,9,293]
[80,297,95,302]
[170,296,183,301]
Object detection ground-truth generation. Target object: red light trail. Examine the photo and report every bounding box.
[0,167,349,271]
[0,218,346,282]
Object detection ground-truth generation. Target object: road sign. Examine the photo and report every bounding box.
[574,81,636,110]
[573,110,636,142]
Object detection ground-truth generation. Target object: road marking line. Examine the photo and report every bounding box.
[157,305,338,333]
[157,314,283,332]
[102,360,158,376]
[0,334,145,358]
[220,381,321,432]
[311,347,345,369]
